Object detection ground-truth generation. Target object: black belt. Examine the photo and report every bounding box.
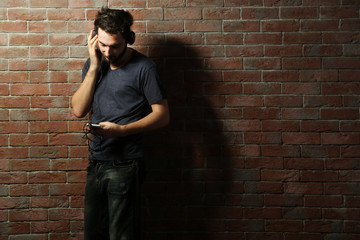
[89,158,141,165]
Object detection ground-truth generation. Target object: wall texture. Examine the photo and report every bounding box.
[1,0,360,239]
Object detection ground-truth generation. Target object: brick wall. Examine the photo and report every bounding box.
[1,0,359,239]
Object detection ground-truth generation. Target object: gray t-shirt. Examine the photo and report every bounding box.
[81,50,166,161]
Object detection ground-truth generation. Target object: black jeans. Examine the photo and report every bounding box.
[84,159,142,240]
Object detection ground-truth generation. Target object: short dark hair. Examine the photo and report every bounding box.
[94,7,133,40]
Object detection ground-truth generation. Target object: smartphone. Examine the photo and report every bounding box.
[86,123,102,129]
[92,29,97,38]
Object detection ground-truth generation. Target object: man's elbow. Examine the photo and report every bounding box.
[71,108,86,119]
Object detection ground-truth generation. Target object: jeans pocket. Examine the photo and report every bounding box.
[107,164,135,197]
[113,159,136,168]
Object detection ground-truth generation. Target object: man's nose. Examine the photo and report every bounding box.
[103,46,111,55]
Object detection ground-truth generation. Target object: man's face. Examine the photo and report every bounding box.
[97,28,127,65]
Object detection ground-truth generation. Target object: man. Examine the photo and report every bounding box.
[71,7,169,240]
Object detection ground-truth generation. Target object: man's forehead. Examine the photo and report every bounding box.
[97,28,125,45]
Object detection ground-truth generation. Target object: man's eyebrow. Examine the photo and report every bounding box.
[98,41,121,47]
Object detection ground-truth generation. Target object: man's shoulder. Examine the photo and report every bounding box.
[131,50,156,69]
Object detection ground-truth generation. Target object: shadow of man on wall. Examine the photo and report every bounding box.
[142,38,242,239]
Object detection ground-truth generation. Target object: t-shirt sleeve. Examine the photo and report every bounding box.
[142,66,167,105]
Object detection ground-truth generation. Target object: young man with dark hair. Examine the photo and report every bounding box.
[71,7,169,240]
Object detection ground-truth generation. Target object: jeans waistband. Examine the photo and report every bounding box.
[89,158,141,165]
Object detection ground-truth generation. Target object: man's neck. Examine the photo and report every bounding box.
[110,47,133,70]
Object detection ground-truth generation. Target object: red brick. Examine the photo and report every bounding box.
[305,195,343,207]
[301,170,339,182]
[10,34,47,45]
[282,108,320,119]
[265,45,302,57]
[0,96,29,108]
[302,146,340,158]
[225,0,263,6]
[285,182,323,194]
[185,20,222,32]
[283,207,322,219]
[245,132,282,144]
[323,32,360,44]
[10,184,49,196]
[29,21,67,33]
[304,45,342,56]
[280,7,319,18]
[262,170,299,181]
[263,70,299,82]
[285,158,324,170]
[0,21,27,32]
[164,8,201,20]
[300,70,338,82]
[206,33,243,44]
[30,46,68,58]
[29,0,67,7]
[49,59,85,71]
[302,20,339,31]
[10,109,48,121]
[205,58,242,70]
[304,96,342,107]
[341,145,360,157]
[187,0,223,6]
[301,120,339,132]
[266,220,303,232]
[0,197,29,209]
[304,220,343,233]
[8,9,46,20]
[245,33,282,44]
[10,134,48,146]
[224,120,261,132]
[322,133,360,145]
[147,21,184,32]
[11,159,50,171]
[9,59,47,71]
[324,57,360,69]
[262,145,301,157]
[29,146,68,158]
[243,108,280,119]
[283,133,321,145]
[321,109,359,120]
[265,96,302,107]
[49,208,83,220]
[244,208,282,219]
[284,57,321,69]
[204,83,242,94]
[226,95,263,107]
[32,221,70,233]
[226,45,263,57]
[47,9,85,20]
[244,58,281,70]
[49,184,85,196]
[264,0,302,7]
[244,83,281,95]
[262,20,299,32]
[203,7,240,19]
[0,222,30,235]
[0,147,28,159]
[262,120,300,132]
[341,19,360,31]
[0,47,28,58]
[321,7,359,18]
[340,121,360,132]
[11,84,49,96]
[10,209,48,221]
[242,8,278,19]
